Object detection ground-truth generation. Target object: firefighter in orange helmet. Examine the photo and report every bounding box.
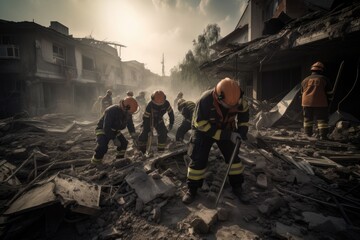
[91,97,139,164]
[301,62,331,140]
[182,78,249,204]
[137,90,175,153]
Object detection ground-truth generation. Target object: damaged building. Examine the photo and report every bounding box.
[202,0,360,127]
[0,20,162,118]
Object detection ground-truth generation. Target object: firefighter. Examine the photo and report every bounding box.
[301,61,332,140]
[175,99,195,142]
[91,97,139,164]
[137,90,175,153]
[101,89,113,113]
[173,92,183,111]
[126,91,134,97]
[182,78,249,204]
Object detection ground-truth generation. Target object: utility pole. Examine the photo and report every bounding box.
[161,53,165,77]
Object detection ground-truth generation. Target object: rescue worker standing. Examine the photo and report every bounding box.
[91,97,139,164]
[182,78,249,204]
[138,90,175,153]
[173,92,183,111]
[175,99,195,142]
[301,62,331,140]
[101,89,113,114]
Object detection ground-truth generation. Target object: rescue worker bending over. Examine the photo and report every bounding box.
[101,89,113,114]
[138,90,175,153]
[176,99,195,142]
[182,78,249,204]
[301,61,331,140]
[91,97,139,164]
[173,92,183,112]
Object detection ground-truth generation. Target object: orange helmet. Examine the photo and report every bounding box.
[122,97,139,114]
[126,91,134,97]
[177,99,186,111]
[215,78,241,107]
[311,62,324,72]
[152,90,166,105]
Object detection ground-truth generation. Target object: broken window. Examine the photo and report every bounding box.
[53,43,65,65]
[82,55,95,70]
[0,35,20,59]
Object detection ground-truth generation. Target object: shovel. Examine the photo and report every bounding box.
[214,138,241,208]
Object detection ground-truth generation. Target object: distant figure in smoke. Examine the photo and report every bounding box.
[126,91,134,97]
[173,92,183,111]
[91,96,103,116]
[101,89,113,114]
[91,97,139,164]
[175,99,195,142]
[135,91,146,108]
[301,61,331,140]
[137,90,174,153]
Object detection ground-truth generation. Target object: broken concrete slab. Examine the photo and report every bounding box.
[4,181,57,215]
[216,225,259,239]
[302,211,347,233]
[4,173,101,216]
[125,168,176,204]
[274,222,303,240]
[256,173,268,189]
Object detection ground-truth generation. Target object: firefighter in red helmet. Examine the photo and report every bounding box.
[137,90,175,153]
[91,97,138,164]
[301,61,332,140]
[182,78,249,204]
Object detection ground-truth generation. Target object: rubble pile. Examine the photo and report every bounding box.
[0,113,360,240]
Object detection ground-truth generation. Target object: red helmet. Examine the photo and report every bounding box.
[122,97,138,114]
[152,90,166,105]
[311,62,325,72]
[215,78,241,107]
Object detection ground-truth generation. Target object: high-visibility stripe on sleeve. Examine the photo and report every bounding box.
[187,167,207,181]
[143,111,150,118]
[194,120,211,132]
[95,129,105,135]
[213,130,221,140]
[237,122,250,127]
[229,162,244,175]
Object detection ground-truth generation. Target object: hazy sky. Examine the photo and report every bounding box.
[0,0,247,76]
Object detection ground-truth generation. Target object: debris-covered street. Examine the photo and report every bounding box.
[1,106,360,239]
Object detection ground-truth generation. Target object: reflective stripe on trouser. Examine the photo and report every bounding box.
[91,156,102,164]
[115,133,128,157]
[186,130,244,190]
[317,120,329,129]
[158,143,166,152]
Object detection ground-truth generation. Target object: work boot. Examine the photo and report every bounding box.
[182,189,197,204]
[304,126,313,137]
[232,186,250,204]
[319,128,329,140]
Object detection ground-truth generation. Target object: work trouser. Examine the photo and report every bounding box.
[186,130,244,192]
[138,119,168,153]
[175,119,191,141]
[92,130,128,164]
[303,107,329,137]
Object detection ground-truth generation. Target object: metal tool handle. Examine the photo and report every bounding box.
[215,138,241,208]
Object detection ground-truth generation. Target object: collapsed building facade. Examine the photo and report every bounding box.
[201,0,360,126]
[0,20,162,118]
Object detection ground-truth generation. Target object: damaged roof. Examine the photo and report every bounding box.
[201,2,360,74]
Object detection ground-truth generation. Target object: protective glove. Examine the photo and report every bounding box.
[113,138,121,147]
[168,124,173,131]
[230,132,242,144]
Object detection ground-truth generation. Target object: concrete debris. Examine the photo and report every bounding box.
[125,168,176,204]
[216,225,259,239]
[302,211,347,233]
[274,222,304,240]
